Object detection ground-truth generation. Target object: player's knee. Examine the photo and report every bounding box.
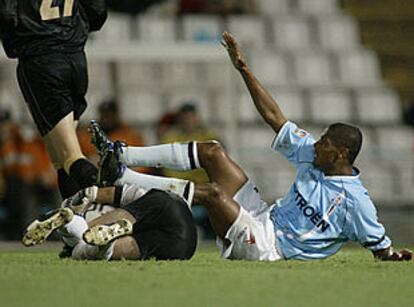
[198,141,226,166]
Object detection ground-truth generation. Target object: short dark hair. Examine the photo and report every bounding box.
[327,123,363,164]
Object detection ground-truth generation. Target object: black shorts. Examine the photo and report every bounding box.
[16,52,88,136]
[124,189,197,260]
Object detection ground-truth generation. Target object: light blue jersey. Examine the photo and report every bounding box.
[269,121,391,260]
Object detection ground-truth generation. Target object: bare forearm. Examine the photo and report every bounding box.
[239,66,287,132]
[96,187,115,204]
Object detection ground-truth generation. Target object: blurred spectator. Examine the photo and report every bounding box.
[156,111,177,142]
[0,109,58,239]
[160,102,219,239]
[78,99,150,173]
[179,0,258,15]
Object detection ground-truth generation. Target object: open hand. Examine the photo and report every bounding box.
[221,31,247,71]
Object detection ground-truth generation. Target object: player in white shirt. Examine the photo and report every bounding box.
[88,32,412,262]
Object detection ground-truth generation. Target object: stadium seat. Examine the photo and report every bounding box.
[272,17,313,50]
[181,15,222,42]
[316,16,360,50]
[358,160,396,202]
[336,51,382,86]
[293,52,334,86]
[250,52,291,86]
[296,0,340,15]
[395,159,414,202]
[0,62,27,121]
[355,89,402,124]
[163,62,200,88]
[308,89,354,123]
[270,88,306,122]
[375,126,414,156]
[117,62,160,89]
[239,92,261,123]
[227,16,266,47]
[119,90,163,124]
[136,15,176,42]
[258,0,291,16]
[239,126,277,153]
[91,13,132,42]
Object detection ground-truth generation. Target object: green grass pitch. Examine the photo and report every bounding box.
[1,244,413,307]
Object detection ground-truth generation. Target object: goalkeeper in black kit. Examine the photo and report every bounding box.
[0,1,107,198]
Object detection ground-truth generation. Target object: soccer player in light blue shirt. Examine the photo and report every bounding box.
[212,31,412,261]
[270,121,391,259]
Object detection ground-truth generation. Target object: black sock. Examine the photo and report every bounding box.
[69,158,98,189]
[57,168,81,199]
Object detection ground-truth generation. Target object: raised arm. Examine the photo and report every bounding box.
[221,31,287,133]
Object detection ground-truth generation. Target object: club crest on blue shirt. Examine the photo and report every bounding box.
[294,128,308,138]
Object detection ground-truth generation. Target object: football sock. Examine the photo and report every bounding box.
[71,241,114,260]
[63,154,85,175]
[69,158,98,189]
[116,168,191,198]
[60,214,89,247]
[57,168,80,199]
[121,141,200,170]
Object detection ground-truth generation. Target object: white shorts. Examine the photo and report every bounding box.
[216,180,283,261]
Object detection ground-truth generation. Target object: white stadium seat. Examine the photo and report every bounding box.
[250,52,291,86]
[273,17,313,50]
[227,16,266,47]
[239,93,261,123]
[258,0,291,16]
[317,16,360,50]
[376,126,414,156]
[182,15,221,42]
[355,89,402,124]
[119,90,163,123]
[136,16,176,42]
[270,88,306,122]
[91,13,132,42]
[358,160,396,202]
[293,52,334,86]
[296,0,340,15]
[308,89,354,123]
[337,51,382,86]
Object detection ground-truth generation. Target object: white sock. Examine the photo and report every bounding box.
[121,142,200,170]
[116,168,190,198]
[71,241,114,260]
[60,215,89,247]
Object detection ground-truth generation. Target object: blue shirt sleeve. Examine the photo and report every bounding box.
[345,193,391,251]
[271,121,316,167]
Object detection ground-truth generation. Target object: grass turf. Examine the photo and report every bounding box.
[0,245,413,307]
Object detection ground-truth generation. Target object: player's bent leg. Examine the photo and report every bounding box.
[197,142,248,197]
[111,236,141,260]
[194,183,240,239]
[43,113,98,190]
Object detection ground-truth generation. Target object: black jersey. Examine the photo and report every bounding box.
[0,0,107,58]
